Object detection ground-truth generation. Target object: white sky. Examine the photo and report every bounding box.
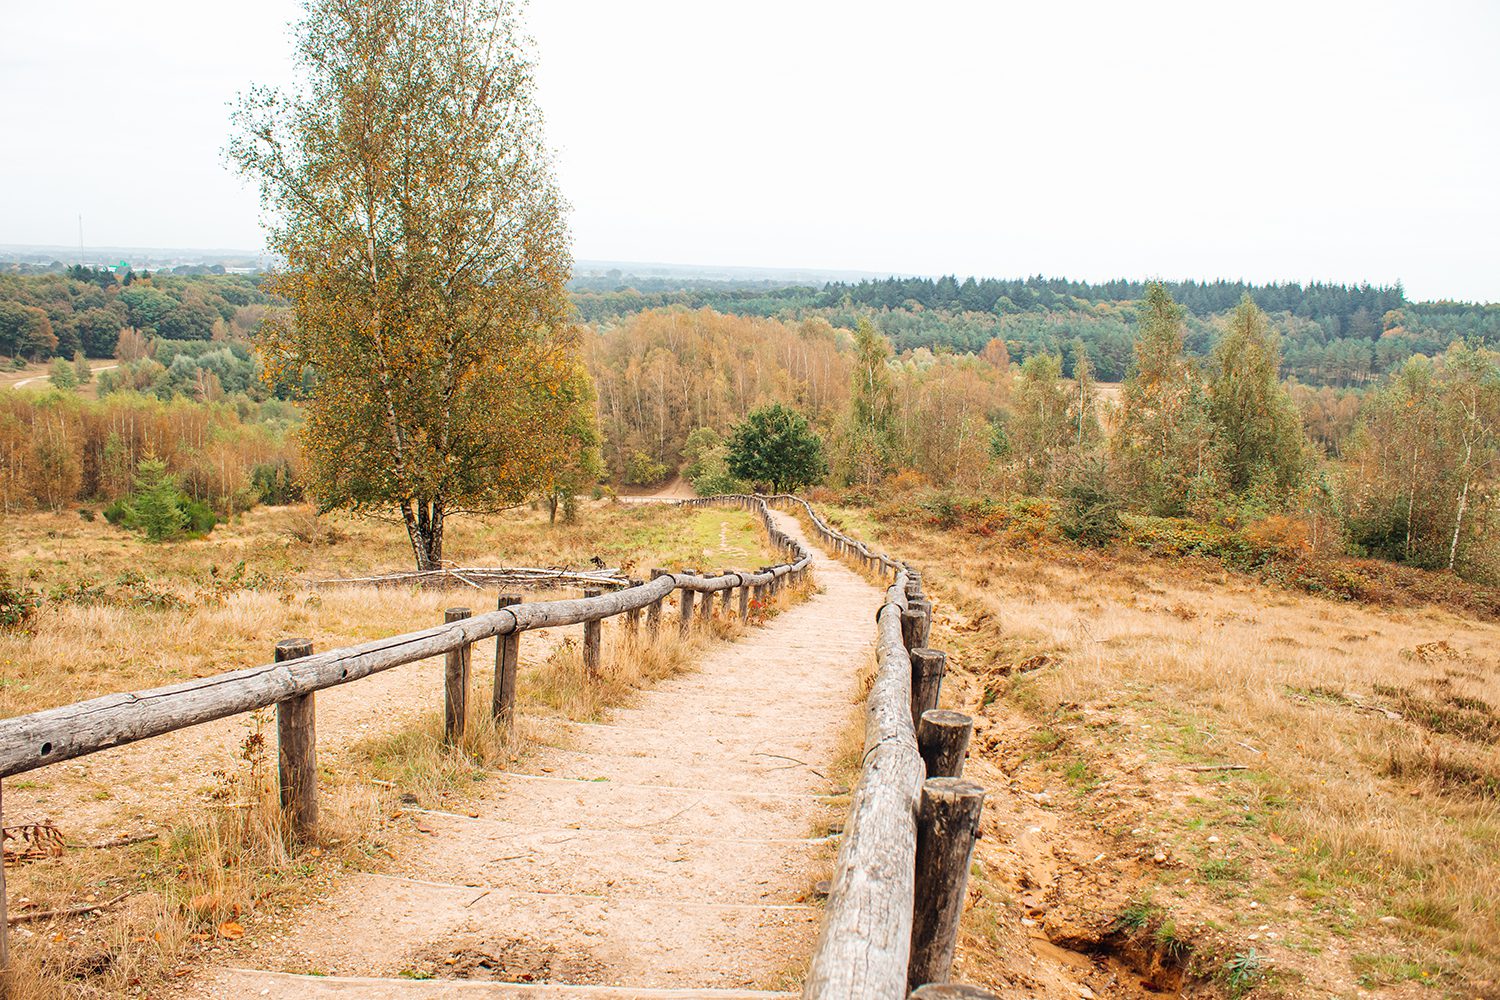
[1,1,1496,301]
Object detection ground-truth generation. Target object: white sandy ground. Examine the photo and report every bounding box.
[181,509,883,999]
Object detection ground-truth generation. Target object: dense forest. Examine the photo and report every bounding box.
[582,291,1499,585]
[4,264,1497,585]
[570,273,1500,387]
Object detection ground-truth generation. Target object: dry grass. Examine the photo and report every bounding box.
[0,499,800,997]
[0,500,773,718]
[851,507,1500,995]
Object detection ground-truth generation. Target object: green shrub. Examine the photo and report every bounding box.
[1054,458,1122,547]
[250,458,301,505]
[624,450,668,486]
[0,578,40,631]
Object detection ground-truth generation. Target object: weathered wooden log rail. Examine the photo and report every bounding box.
[684,495,994,1000]
[308,566,629,592]
[0,495,813,972]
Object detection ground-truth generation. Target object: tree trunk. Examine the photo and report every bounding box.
[1449,437,1473,571]
[404,497,445,570]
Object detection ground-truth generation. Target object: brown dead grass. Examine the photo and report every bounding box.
[851,506,1500,997]
[0,500,799,998]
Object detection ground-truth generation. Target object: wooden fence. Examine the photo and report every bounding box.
[733,495,992,1000]
[0,493,992,998]
[0,494,812,973]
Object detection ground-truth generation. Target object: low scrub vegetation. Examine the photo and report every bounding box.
[860,503,1500,995]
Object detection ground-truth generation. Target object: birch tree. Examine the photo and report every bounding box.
[230,0,578,569]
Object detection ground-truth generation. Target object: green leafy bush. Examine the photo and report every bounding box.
[1054,458,1123,547]
[0,578,40,631]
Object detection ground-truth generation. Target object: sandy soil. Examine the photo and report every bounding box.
[186,510,883,998]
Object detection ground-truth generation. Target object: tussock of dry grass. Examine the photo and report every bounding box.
[860,512,1500,992]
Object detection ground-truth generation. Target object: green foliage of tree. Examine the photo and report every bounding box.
[836,319,896,485]
[0,301,57,359]
[118,287,180,334]
[546,360,605,523]
[624,451,668,487]
[681,426,747,496]
[251,458,302,505]
[1207,296,1307,500]
[105,457,217,541]
[727,404,827,494]
[1054,456,1123,547]
[1344,344,1500,578]
[1113,284,1222,515]
[1010,351,1071,493]
[1069,336,1101,449]
[72,350,92,384]
[48,357,78,390]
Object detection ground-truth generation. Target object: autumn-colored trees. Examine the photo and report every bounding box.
[232,0,584,569]
[586,309,849,485]
[584,290,1496,583]
[1344,345,1500,577]
[584,308,1008,491]
[0,392,297,516]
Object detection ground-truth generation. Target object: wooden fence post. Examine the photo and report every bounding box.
[443,608,472,746]
[737,577,750,619]
[719,571,735,616]
[647,569,667,636]
[901,608,924,652]
[917,709,973,778]
[274,637,317,842]
[911,599,934,647]
[910,648,946,726]
[699,581,716,626]
[908,778,986,992]
[679,573,696,636]
[493,595,521,736]
[625,579,642,637]
[583,590,602,679]
[1,778,10,980]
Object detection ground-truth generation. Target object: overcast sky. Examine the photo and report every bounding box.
[2,1,1496,301]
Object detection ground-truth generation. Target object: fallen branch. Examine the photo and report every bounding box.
[1187,764,1249,772]
[9,892,128,924]
[90,832,157,850]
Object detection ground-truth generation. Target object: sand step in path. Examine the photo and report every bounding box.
[200,509,883,1000]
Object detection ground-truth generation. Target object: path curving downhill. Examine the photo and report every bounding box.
[196,508,883,999]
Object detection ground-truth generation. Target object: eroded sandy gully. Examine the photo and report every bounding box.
[189,509,884,999]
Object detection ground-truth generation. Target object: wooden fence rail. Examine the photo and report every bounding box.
[0,501,809,781]
[683,494,988,1000]
[0,494,814,974]
[0,492,988,998]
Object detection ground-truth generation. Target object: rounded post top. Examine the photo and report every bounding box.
[444,607,472,622]
[497,594,522,607]
[910,647,947,668]
[274,637,313,661]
